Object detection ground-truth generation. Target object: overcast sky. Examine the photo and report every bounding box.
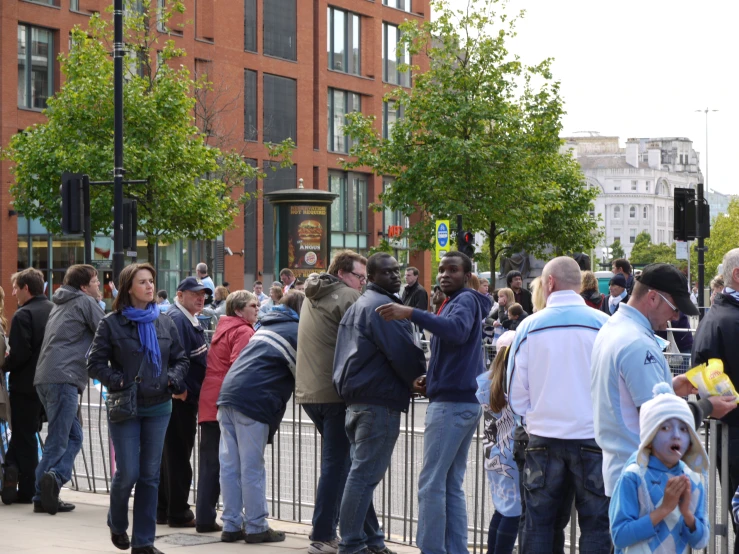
[442,0,737,195]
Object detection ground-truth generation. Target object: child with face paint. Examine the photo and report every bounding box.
[609,382,709,554]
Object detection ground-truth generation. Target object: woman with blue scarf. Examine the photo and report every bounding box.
[215,291,304,544]
[88,263,188,554]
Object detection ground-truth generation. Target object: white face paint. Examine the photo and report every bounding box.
[650,417,690,468]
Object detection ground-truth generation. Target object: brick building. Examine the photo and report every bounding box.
[0,0,431,310]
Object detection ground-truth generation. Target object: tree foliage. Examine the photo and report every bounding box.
[628,231,697,282]
[2,1,292,260]
[706,199,739,279]
[610,239,625,260]
[341,0,600,270]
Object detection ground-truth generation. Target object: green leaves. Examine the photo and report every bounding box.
[3,7,292,254]
[342,0,598,269]
[706,199,739,280]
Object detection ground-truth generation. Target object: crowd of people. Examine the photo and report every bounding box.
[1,247,739,554]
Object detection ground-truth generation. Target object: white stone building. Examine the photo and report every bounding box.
[563,135,703,260]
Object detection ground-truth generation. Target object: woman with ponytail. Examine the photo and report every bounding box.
[88,263,188,554]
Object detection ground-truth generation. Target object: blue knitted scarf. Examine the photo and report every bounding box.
[122,303,162,377]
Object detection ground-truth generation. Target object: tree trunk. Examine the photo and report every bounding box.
[147,242,155,265]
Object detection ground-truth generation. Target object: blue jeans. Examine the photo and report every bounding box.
[417,401,482,554]
[217,406,270,535]
[339,404,399,554]
[522,435,610,554]
[34,383,83,502]
[108,411,170,549]
[303,402,353,541]
[488,512,520,554]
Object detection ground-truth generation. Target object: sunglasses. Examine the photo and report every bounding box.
[649,290,678,314]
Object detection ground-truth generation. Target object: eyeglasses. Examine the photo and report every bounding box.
[650,290,678,314]
[350,271,367,284]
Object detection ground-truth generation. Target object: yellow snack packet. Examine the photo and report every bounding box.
[686,358,739,403]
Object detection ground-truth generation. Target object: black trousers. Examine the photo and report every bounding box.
[5,391,43,501]
[157,399,198,523]
[195,421,221,526]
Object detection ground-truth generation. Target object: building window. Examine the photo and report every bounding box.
[631,180,637,191]
[327,7,360,75]
[630,229,636,244]
[328,89,360,153]
[613,180,621,192]
[643,206,648,219]
[383,22,410,86]
[668,207,673,223]
[657,206,665,223]
[329,172,368,255]
[18,25,54,110]
[244,69,257,141]
[244,0,257,52]
[263,74,297,144]
[264,0,297,61]
[613,230,621,244]
[629,206,636,219]
[383,100,403,139]
[383,0,411,12]
[646,181,651,192]
[613,206,621,219]
[71,0,80,10]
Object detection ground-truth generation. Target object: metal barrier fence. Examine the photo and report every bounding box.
[0,332,733,553]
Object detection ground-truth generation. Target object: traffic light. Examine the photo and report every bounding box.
[60,172,84,234]
[458,230,475,259]
[673,188,696,242]
[122,199,138,251]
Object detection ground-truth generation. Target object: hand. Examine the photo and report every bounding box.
[493,320,501,328]
[678,476,693,515]
[412,375,427,396]
[172,390,188,401]
[708,395,738,419]
[673,374,698,397]
[662,475,687,513]
[376,303,414,321]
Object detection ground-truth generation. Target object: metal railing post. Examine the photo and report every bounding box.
[709,419,718,554]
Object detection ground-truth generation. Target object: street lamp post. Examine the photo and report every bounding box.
[695,108,718,317]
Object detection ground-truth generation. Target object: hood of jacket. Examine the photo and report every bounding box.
[213,314,250,335]
[581,289,602,303]
[53,285,87,305]
[259,307,300,326]
[305,273,353,302]
[453,287,493,315]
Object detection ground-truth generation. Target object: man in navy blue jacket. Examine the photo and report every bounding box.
[377,251,491,554]
[158,277,209,528]
[333,253,426,554]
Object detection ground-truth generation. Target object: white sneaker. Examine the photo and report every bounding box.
[308,539,340,554]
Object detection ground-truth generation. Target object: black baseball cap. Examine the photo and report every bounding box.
[635,263,698,316]
[177,277,208,293]
[609,274,627,288]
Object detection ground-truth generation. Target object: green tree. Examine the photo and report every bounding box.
[611,239,625,260]
[3,2,293,262]
[628,231,654,265]
[706,199,739,279]
[341,0,599,270]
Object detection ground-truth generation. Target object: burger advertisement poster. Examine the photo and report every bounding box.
[284,205,329,276]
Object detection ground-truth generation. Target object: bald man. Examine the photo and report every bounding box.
[507,257,611,554]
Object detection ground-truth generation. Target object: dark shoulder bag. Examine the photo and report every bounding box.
[105,359,145,423]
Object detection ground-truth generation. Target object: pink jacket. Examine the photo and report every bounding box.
[197,315,255,423]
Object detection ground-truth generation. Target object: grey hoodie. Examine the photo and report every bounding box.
[295,274,360,404]
[34,285,104,392]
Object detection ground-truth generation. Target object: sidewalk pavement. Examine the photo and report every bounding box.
[0,489,422,554]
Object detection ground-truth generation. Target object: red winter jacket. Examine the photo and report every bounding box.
[198,315,255,423]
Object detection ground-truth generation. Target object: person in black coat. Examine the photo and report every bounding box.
[506,271,534,315]
[1,268,53,506]
[333,253,426,554]
[87,263,188,554]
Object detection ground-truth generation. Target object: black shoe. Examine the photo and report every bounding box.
[196,522,222,533]
[1,465,18,505]
[131,547,164,554]
[111,531,131,550]
[39,472,60,515]
[245,528,286,543]
[221,529,245,542]
[33,499,75,514]
[168,517,196,528]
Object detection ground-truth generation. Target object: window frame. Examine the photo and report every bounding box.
[327,88,361,154]
[329,171,369,253]
[327,7,361,75]
[382,22,411,87]
[244,69,258,141]
[263,73,297,145]
[383,0,412,12]
[263,0,297,61]
[18,24,55,110]
[613,205,621,219]
[244,0,257,52]
[383,100,404,139]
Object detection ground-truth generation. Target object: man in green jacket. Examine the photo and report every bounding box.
[295,251,373,554]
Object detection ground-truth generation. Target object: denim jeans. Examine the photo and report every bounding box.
[417,401,482,554]
[302,402,353,542]
[108,411,170,549]
[217,406,270,535]
[339,404,399,554]
[34,383,83,502]
[487,512,520,554]
[522,435,610,554]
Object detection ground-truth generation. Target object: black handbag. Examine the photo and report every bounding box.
[105,360,144,423]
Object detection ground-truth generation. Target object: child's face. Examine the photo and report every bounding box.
[650,417,691,468]
[508,312,519,321]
